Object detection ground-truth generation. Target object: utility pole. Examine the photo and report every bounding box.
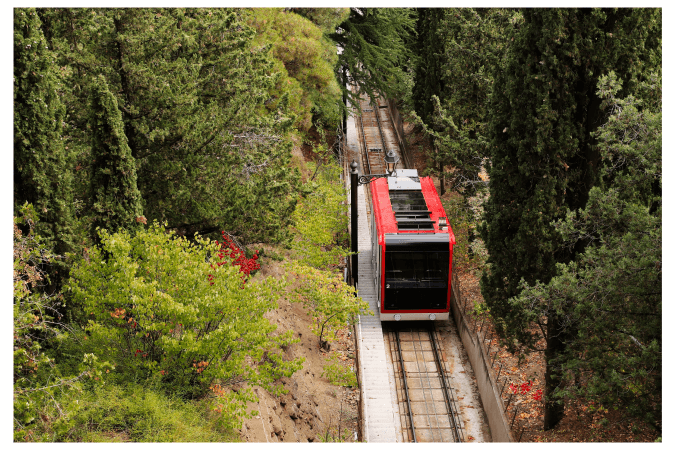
[350,160,359,287]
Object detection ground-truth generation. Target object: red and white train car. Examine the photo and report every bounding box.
[370,169,456,321]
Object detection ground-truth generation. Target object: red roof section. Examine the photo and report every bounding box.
[420,177,456,244]
[370,176,456,245]
[370,178,397,245]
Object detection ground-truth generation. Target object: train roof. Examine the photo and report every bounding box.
[370,169,456,244]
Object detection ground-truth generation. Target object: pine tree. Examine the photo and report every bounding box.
[88,74,143,238]
[14,8,73,256]
[479,8,661,429]
[246,8,344,131]
[329,8,416,106]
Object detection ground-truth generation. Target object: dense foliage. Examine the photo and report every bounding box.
[15,5,662,440]
[88,74,144,240]
[13,204,112,442]
[14,9,74,258]
[14,6,385,440]
[246,9,344,131]
[327,8,416,106]
[37,7,300,245]
[412,8,513,193]
[291,161,350,270]
[287,157,370,350]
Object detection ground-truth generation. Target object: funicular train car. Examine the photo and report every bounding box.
[370,169,456,321]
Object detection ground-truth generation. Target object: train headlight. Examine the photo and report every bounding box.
[429,313,437,321]
[394,314,401,321]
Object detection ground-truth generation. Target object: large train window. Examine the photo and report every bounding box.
[385,251,449,283]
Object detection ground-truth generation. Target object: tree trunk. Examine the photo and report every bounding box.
[434,140,445,196]
[439,161,445,196]
[543,314,565,430]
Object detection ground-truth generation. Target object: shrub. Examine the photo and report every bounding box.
[66,222,302,407]
[321,355,357,387]
[288,262,371,350]
[63,382,241,442]
[291,160,350,270]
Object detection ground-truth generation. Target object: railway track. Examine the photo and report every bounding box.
[357,95,406,174]
[355,93,465,443]
[385,322,464,442]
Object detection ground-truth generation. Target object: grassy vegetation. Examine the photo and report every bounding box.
[26,382,240,442]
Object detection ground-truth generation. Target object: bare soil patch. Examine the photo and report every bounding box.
[237,259,360,442]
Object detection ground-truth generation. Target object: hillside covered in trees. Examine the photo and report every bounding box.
[14,7,661,442]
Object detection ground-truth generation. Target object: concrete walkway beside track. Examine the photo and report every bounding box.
[347,109,400,443]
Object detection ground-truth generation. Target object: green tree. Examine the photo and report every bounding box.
[511,72,662,429]
[479,8,661,429]
[88,74,143,239]
[291,7,350,36]
[412,8,513,194]
[411,8,446,126]
[246,8,344,131]
[291,160,350,270]
[288,262,370,351]
[14,8,74,258]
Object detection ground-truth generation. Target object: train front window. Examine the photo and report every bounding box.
[385,251,449,283]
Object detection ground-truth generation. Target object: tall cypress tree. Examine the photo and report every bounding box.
[480,8,661,429]
[88,74,143,239]
[14,8,73,256]
[512,71,662,430]
[412,8,512,194]
[411,8,446,126]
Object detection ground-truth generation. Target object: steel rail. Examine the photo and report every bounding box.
[357,99,372,175]
[429,322,465,442]
[413,327,442,442]
[394,328,417,442]
[371,98,389,169]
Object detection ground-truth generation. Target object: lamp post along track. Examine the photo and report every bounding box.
[386,322,465,442]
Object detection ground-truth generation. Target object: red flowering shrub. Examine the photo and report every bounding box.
[210,232,261,285]
[509,380,542,401]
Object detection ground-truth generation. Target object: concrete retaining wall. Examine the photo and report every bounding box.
[449,273,514,442]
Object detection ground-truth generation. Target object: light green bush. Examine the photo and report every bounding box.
[321,355,357,388]
[67,222,302,421]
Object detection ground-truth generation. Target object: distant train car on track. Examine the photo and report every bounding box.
[369,169,456,321]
